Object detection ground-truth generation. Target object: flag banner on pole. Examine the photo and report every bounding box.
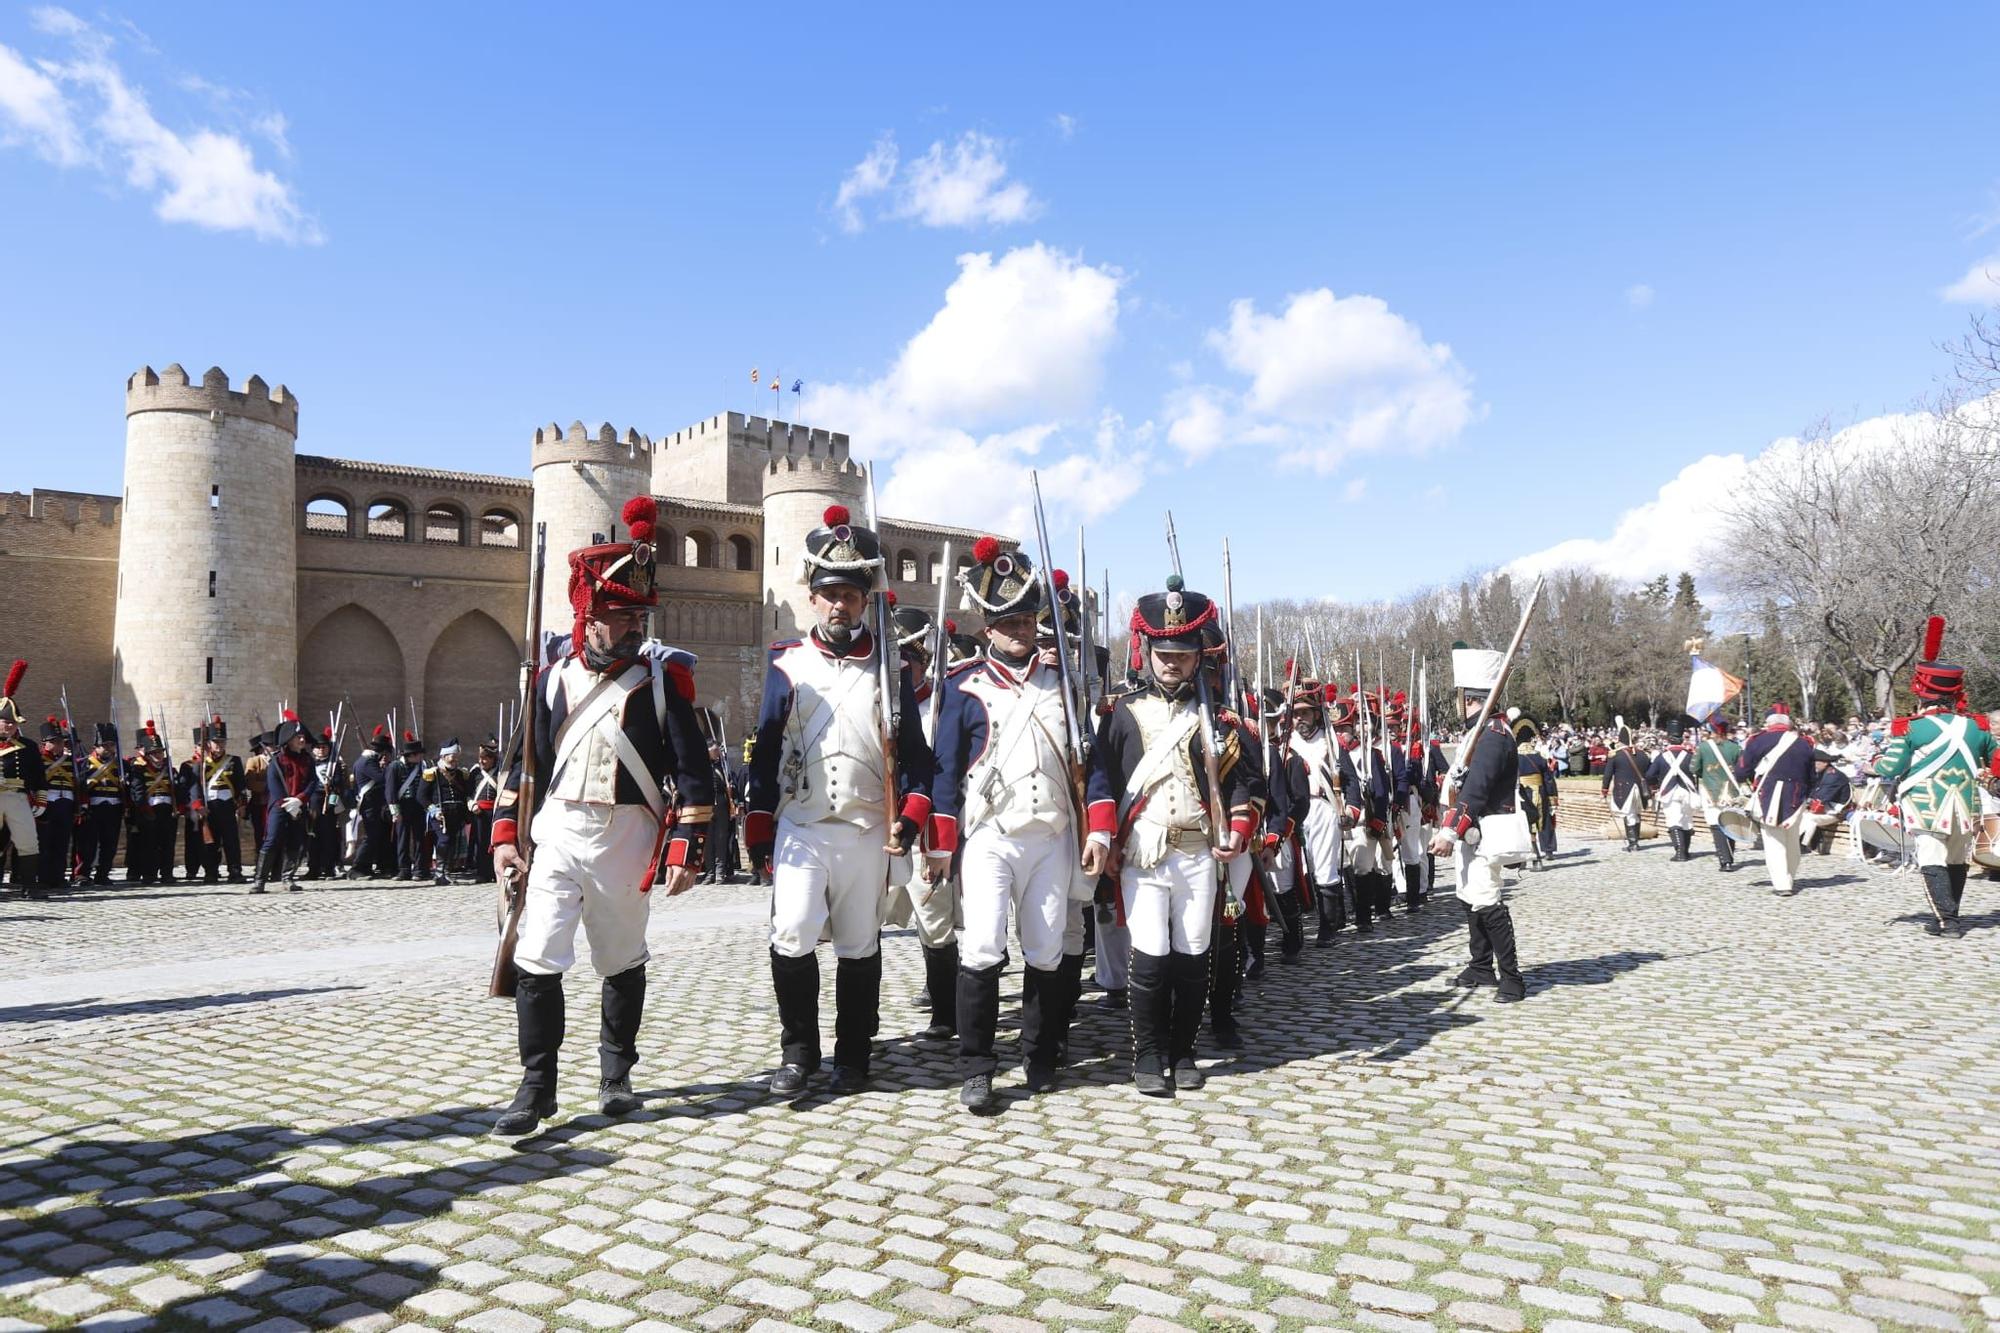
[791,378,802,394]
[749,368,760,384]
[1687,653,1745,721]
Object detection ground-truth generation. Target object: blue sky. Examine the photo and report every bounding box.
[3,2,1996,604]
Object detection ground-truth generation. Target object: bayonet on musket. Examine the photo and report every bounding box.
[1032,474,1088,854]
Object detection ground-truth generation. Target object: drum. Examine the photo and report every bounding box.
[1714,804,1759,844]
[1853,783,1906,854]
[1975,814,2000,871]
[1478,811,1533,864]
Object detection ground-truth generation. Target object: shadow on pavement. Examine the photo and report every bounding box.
[0,986,363,1027]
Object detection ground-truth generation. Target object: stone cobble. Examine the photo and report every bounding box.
[2,845,1998,1331]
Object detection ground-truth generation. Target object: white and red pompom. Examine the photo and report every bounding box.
[972,535,1000,564]
[2,659,24,699]
[1923,614,1946,661]
[402,729,414,742]
[144,718,155,730]
[372,724,387,740]
[885,590,898,606]
[281,709,298,723]
[823,504,851,527]
[1052,568,1070,590]
[944,619,958,634]
[621,495,658,545]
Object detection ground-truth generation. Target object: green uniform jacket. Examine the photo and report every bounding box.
[1872,708,1997,834]
[1690,733,1741,802]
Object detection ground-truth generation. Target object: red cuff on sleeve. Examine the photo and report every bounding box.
[1447,808,1472,836]
[928,813,960,855]
[491,818,518,849]
[665,835,692,867]
[1346,804,1362,824]
[1087,798,1118,836]
[745,810,774,847]
[1230,813,1256,843]
[899,792,932,829]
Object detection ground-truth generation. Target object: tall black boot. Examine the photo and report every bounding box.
[1710,825,1735,870]
[1454,900,1495,987]
[1625,821,1640,852]
[1919,866,1956,936]
[921,941,959,1039]
[1313,879,1338,944]
[1403,862,1424,911]
[956,960,1004,1091]
[1948,863,1968,911]
[494,972,564,1135]
[1169,950,1210,1089]
[1374,870,1396,921]
[1128,950,1171,1096]
[769,947,820,1091]
[1243,919,1267,981]
[831,951,881,1087]
[17,855,45,901]
[1017,964,1063,1093]
[1353,872,1374,933]
[1207,922,1241,1050]
[1275,889,1305,959]
[598,964,646,1114]
[1483,904,1525,1002]
[248,845,276,894]
[1051,951,1084,1071]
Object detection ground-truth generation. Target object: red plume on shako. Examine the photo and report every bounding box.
[566,495,662,653]
[959,535,1040,618]
[799,503,882,593]
[0,658,25,724]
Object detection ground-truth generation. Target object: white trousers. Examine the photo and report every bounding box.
[0,792,39,856]
[1453,838,1505,910]
[770,816,886,960]
[1914,828,1971,868]
[1300,800,1343,883]
[1120,848,1218,956]
[1347,826,1391,876]
[1397,796,1425,866]
[959,826,1071,970]
[515,801,658,977]
[1658,790,1695,831]
[1760,820,1803,894]
[884,854,959,948]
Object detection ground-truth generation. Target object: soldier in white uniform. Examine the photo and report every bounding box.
[1082,577,1260,1097]
[1288,683,1361,945]
[883,598,960,1042]
[1646,718,1700,861]
[1429,647,1526,1003]
[745,504,934,1099]
[489,497,716,1136]
[927,538,1088,1109]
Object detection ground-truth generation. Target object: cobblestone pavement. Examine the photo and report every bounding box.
[2,839,1997,1333]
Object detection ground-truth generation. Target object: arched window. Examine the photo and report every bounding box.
[898,549,919,582]
[364,499,409,541]
[304,494,351,537]
[928,552,945,584]
[685,530,714,568]
[423,503,466,545]
[478,507,521,549]
[728,534,755,570]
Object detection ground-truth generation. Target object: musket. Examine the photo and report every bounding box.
[1032,475,1088,854]
[864,474,903,867]
[928,540,952,743]
[1102,570,1112,686]
[1164,512,1231,862]
[490,521,548,999]
[57,685,86,810]
[408,695,420,739]
[161,702,209,847]
[1076,527,1097,735]
[1440,575,1547,810]
[108,696,129,800]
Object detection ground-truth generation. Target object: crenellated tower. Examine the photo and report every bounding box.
[528,421,653,631]
[114,365,300,748]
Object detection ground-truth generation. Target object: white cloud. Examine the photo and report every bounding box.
[1626,282,1655,309]
[1505,408,1936,585]
[801,244,1135,535]
[1941,256,2000,304]
[831,129,1041,232]
[1166,288,1477,473]
[0,9,318,243]
[1051,112,1078,140]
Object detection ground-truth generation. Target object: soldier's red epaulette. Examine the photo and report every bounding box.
[1890,716,1911,737]
[769,639,803,653]
[1973,713,1991,732]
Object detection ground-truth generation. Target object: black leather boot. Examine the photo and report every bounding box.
[1403,862,1424,911]
[598,964,645,1114]
[1710,825,1735,870]
[1948,863,1968,912]
[1207,922,1241,1051]
[1017,964,1063,1095]
[1484,905,1525,1002]
[17,855,45,901]
[956,959,1004,1102]
[1353,872,1374,934]
[1919,866,1955,936]
[1454,899,1496,987]
[921,941,959,1039]
[494,972,564,1135]
[769,948,820,1093]
[1128,950,1171,1096]
[1169,950,1209,1090]
[1050,951,1084,1071]
[1313,880,1338,945]
[831,951,881,1091]
[1243,920,1267,981]
[248,846,275,894]
[1275,889,1305,959]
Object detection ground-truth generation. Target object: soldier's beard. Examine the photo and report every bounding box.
[820,618,854,648]
[584,628,644,671]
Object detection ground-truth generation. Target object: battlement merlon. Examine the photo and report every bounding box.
[125,364,299,436]
[0,489,122,526]
[662,411,850,461]
[530,420,654,471]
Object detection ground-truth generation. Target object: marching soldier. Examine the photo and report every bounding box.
[489,496,715,1136]
[1200,627,1262,1053]
[1288,680,1360,944]
[746,503,933,1099]
[1691,714,1743,872]
[1600,719,1650,852]
[928,542,1089,1108]
[702,738,735,884]
[1647,718,1700,862]
[1255,686,1311,968]
[36,717,75,896]
[1346,690,1403,929]
[1429,647,1525,1003]
[76,723,124,886]
[305,730,343,879]
[252,711,319,894]
[1802,752,1853,856]
[350,727,396,879]
[885,598,959,1042]
[1734,703,1838,897]
[0,664,46,894]
[194,718,247,884]
[391,732,430,880]
[1512,712,1557,871]
[466,738,501,883]
[1081,575,1261,1097]
[124,723,178,885]
[1391,694,1432,906]
[244,733,270,867]
[415,739,469,884]
[1872,617,1999,936]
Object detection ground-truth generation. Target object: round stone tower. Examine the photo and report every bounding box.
[114,365,300,748]
[759,453,868,642]
[529,421,653,632]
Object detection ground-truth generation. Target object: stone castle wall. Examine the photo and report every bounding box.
[0,490,121,731]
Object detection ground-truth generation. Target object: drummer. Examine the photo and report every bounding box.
[1691,714,1743,874]
[1801,751,1852,856]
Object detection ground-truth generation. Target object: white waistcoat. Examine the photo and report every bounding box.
[774,640,886,829]
[962,662,1073,839]
[1127,693,1207,869]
